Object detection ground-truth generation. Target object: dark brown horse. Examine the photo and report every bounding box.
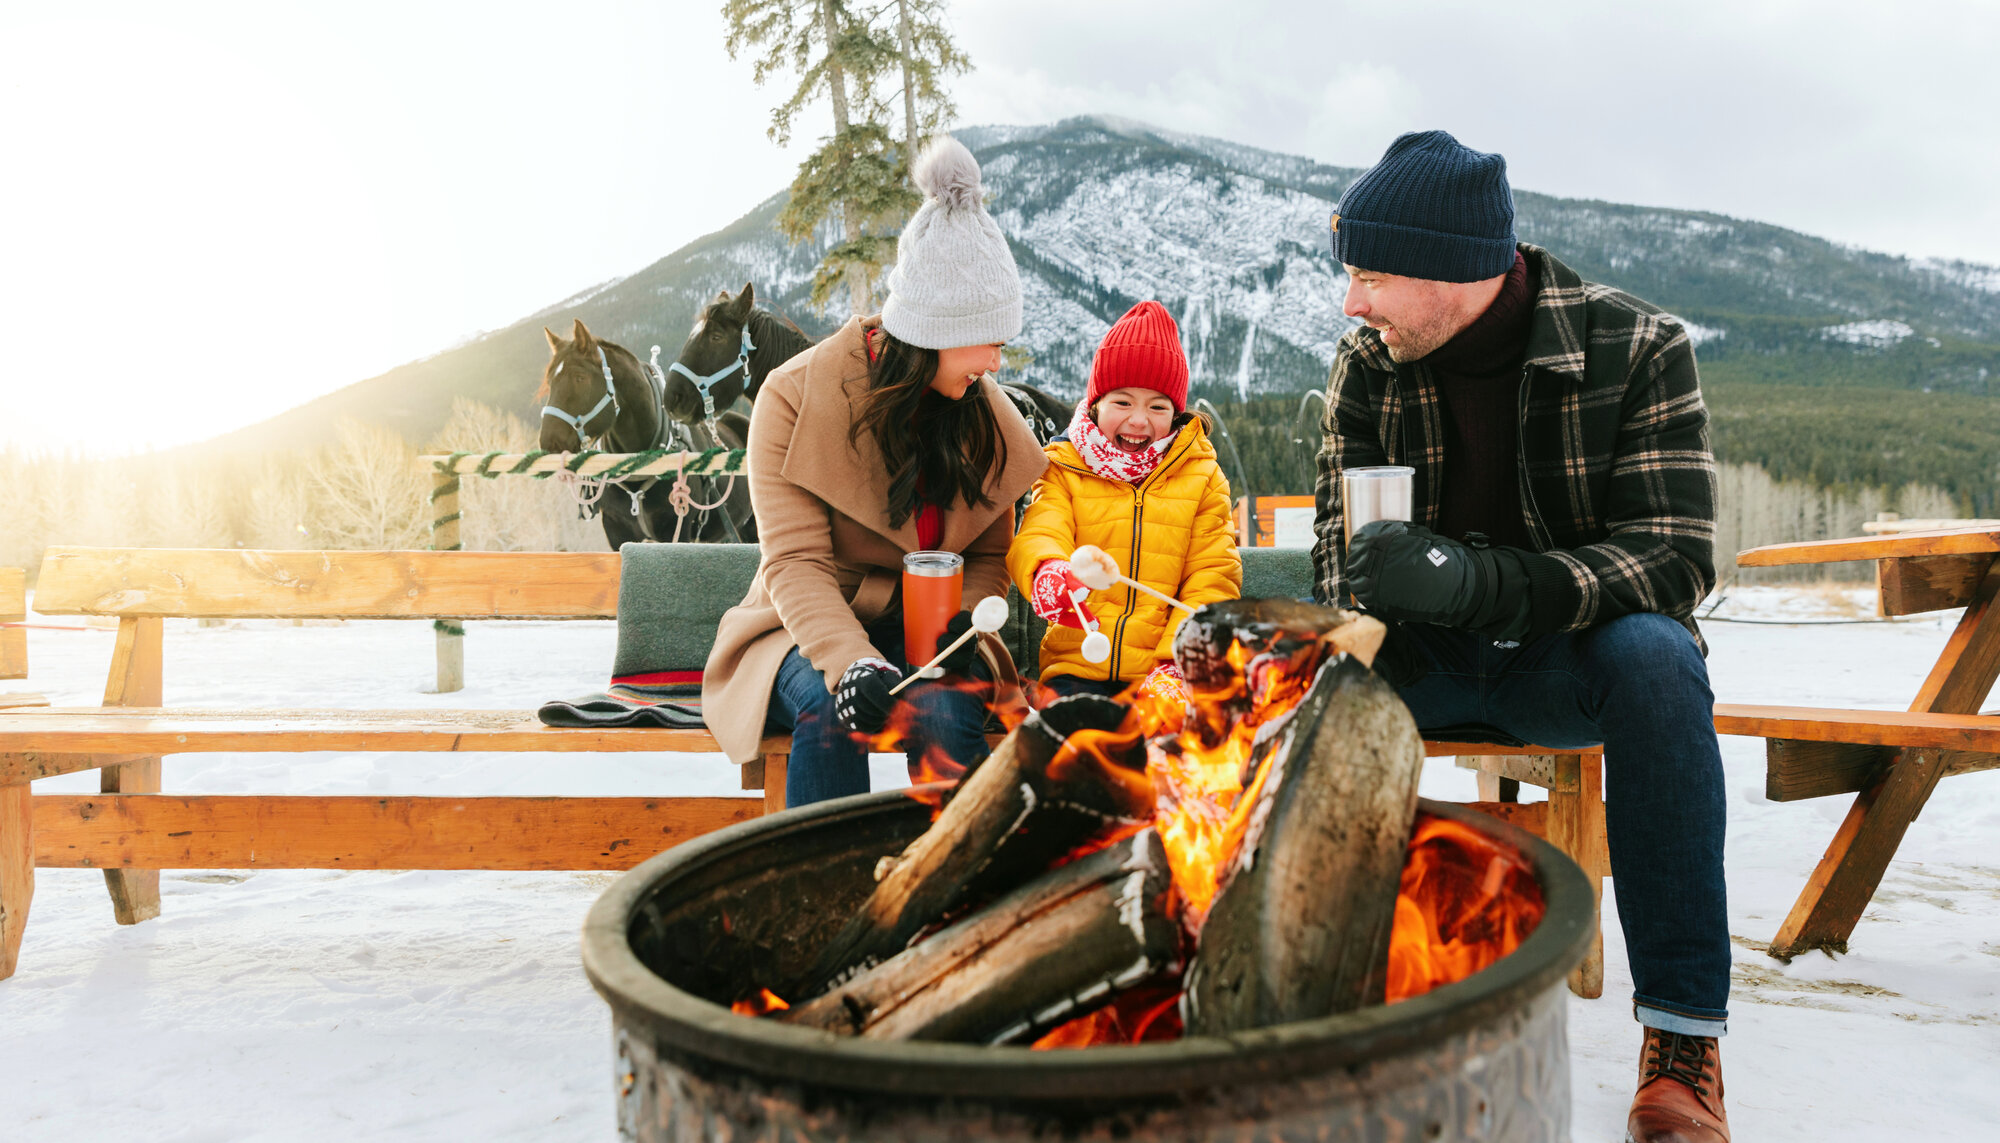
[666,282,1071,447]
[537,318,755,547]
[662,283,815,425]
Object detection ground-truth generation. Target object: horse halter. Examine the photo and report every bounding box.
[540,346,620,448]
[667,323,755,422]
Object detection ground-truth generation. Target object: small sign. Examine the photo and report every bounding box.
[1272,507,1316,549]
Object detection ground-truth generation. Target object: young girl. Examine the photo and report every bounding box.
[1007,301,1242,700]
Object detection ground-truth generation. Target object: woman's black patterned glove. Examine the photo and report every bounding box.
[833,658,903,735]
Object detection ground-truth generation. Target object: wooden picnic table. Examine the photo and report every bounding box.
[1736,524,2000,958]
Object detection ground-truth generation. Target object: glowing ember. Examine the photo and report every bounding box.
[1385,813,1546,1004]
[730,988,790,1017]
[1031,983,1183,1049]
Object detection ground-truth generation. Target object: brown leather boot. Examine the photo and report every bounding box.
[1625,1027,1729,1143]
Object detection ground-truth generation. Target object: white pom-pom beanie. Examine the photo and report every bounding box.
[880,136,1023,350]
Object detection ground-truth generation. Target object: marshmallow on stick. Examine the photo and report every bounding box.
[889,595,1010,695]
[1069,545,1197,615]
[1071,596,1112,664]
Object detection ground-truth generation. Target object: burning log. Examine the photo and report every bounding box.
[1184,652,1425,1034]
[785,829,1177,1043]
[803,695,1151,993]
[1172,598,1383,697]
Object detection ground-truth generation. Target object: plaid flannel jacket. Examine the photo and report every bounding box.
[1311,244,1717,649]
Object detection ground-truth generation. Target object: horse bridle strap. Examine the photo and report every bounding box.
[667,323,755,421]
[540,346,621,446]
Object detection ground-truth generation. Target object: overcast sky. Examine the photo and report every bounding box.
[4,0,1996,454]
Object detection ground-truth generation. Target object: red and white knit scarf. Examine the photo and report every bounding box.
[1066,403,1177,485]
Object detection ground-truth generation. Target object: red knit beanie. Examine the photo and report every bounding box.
[1086,300,1189,412]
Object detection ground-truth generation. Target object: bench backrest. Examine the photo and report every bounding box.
[34,547,621,620]
[35,543,1321,672]
[611,543,1318,675]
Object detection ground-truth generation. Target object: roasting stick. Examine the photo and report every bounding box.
[1069,545,1198,615]
[1071,596,1112,663]
[889,596,1010,695]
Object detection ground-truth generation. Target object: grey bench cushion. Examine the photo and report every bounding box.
[612,543,762,677]
[610,542,1316,677]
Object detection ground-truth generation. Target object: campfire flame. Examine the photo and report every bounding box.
[797,617,1545,1047]
[730,988,790,1017]
[1030,982,1183,1049]
[1146,637,1326,926]
[1384,812,1546,1004]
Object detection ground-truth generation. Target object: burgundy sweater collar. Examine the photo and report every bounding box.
[1425,252,1532,375]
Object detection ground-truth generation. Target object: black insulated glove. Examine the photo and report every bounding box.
[930,610,980,675]
[833,658,903,735]
[1344,520,1533,642]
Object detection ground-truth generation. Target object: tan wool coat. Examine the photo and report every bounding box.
[701,316,1048,765]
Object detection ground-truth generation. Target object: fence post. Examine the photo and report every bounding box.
[430,468,464,693]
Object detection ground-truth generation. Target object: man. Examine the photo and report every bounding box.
[1312,130,1730,1143]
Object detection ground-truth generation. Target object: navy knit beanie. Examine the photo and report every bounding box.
[1330,130,1517,282]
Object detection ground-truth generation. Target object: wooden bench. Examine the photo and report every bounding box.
[1,567,26,683]
[0,547,798,980]
[1718,526,2000,959]
[0,544,1625,998]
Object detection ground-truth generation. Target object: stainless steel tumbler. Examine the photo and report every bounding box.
[1341,466,1415,549]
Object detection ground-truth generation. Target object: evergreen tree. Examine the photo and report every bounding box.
[885,0,970,182]
[725,0,912,315]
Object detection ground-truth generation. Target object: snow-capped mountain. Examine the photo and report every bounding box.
[210,115,2000,451]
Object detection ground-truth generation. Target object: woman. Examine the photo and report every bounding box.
[702,137,1047,807]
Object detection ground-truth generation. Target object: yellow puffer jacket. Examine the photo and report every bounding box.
[1007,419,1243,684]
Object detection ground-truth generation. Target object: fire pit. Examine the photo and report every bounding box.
[582,791,1595,1141]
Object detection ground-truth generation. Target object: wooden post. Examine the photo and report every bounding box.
[1546,752,1606,999]
[1770,558,2000,958]
[430,470,464,694]
[1,567,26,680]
[100,616,163,925]
[759,753,787,816]
[1,778,30,979]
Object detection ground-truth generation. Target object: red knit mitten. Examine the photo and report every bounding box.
[1031,559,1097,630]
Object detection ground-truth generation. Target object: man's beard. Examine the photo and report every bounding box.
[1377,310,1462,362]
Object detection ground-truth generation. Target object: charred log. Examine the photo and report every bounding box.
[785,829,1177,1043]
[802,695,1147,994]
[1172,598,1384,697]
[1185,654,1425,1034]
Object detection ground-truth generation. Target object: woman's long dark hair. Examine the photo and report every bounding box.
[848,330,1008,529]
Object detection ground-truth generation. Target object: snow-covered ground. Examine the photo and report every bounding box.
[4,587,1998,1140]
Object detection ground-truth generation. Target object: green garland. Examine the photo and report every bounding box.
[428,448,747,480]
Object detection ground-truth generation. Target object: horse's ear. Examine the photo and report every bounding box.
[726,282,755,322]
[544,327,563,354]
[570,318,594,348]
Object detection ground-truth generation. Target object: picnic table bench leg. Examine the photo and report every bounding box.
[1769,559,2000,960]
[1,780,30,979]
[762,752,788,816]
[1546,752,1606,999]
[100,617,163,926]
[1474,770,1520,803]
[1768,748,1952,959]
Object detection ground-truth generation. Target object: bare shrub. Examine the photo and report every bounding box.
[302,420,429,550]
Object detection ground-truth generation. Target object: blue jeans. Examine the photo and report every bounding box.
[1040,674,1126,700]
[1395,613,1730,1036]
[767,620,991,808]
